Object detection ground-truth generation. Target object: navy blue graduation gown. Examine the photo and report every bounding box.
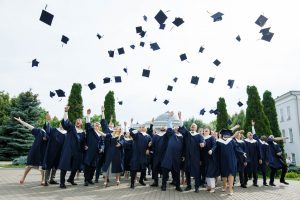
[58,119,85,171]
[120,136,133,171]
[43,123,65,169]
[203,135,219,178]
[129,128,151,171]
[234,139,247,172]
[161,128,183,173]
[84,123,101,167]
[178,126,204,177]
[244,139,261,173]
[267,139,283,169]
[253,134,269,163]
[152,133,168,169]
[27,128,48,166]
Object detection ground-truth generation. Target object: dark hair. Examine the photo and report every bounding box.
[260,135,267,141]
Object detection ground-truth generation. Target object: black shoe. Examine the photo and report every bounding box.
[270,183,276,186]
[194,188,199,193]
[176,186,183,192]
[130,183,135,189]
[150,182,158,187]
[67,180,77,185]
[263,183,269,186]
[241,184,247,188]
[253,184,259,187]
[144,178,148,181]
[95,180,99,183]
[280,180,289,185]
[49,180,58,185]
[84,182,89,186]
[88,180,94,185]
[161,185,166,191]
[60,184,66,189]
[139,180,146,186]
[184,185,192,191]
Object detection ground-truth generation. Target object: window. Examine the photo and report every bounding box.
[287,106,291,120]
[292,153,296,164]
[289,128,293,143]
[280,108,284,122]
[282,129,286,143]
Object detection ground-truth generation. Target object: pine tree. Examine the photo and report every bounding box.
[216,97,229,131]
[183,117,207,129]
[104,91,116,125]
[245,86,272,136]
[67,83,83,124]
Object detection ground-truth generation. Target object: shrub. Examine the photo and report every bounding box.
[286,172,300,179]
[12,156,27,165]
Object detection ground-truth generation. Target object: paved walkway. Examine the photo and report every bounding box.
[0,168,299,200]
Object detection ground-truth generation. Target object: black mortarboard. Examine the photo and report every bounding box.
[191,76,199,85]
[108,50,114,58]
[50,91,55,98]
[227,79,234,89]
[167,85,173,91]
[211,12,224,22]
[260,27,271,35]
[123,67,128,74]
[200,108,206,115]
[153,97,157,102]
[130,45,135,49]
[103,77,111,84]
[213,109,220,115]
[142,69,150,77]
[55,89,65,97]
[213,59,221,66]
[39,10,54,26]
[114,76,122,83]
[208,77,215,84]
[136,26,143,33]
[255,15,268,27]
[159,24,166,30]
[150,42,160,51]
[163,99,169,105]
[118,47,125,55]
[199,46,205,53]
[155,10,168,24]
[32,59,39,67]
[88,82,96,90]
[61,35,69,44]
[172,17,184,27]
[139,31,146,38]
[96,33,103,40]
[261,32,274,42]
[220,128,233,136]
[173,77,178,82]
[180,53,187,61]
[140,42,145,47]
[143,15,147,22]
[118,101,123,105]
[237,101,244,107]
[209,109,214,114]
[227,119,233,125]
[236,35,241,42]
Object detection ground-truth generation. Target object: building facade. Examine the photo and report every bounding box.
[275,91,300,165]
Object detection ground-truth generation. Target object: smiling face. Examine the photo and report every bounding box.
[94,122,100,131]
[235,131,241,140]
[203,128,210,136]
[247,132,253,139]
[138,124,147,133]
[75,118,83,128]
[190,123,197,132]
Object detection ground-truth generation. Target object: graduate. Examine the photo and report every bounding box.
[160,111,184,192]
[120,121,133,179]
[267,135,289,186]
[100,106,124,187]
[244,130,262,187]
[14,117,48,185]
[129,119,152,189]
[178,112,205,193]
[83,109,103,186]
[233,130,247,188]
[202,127,219,193]
[211,126,245,195]
[43,112,66,186]
[58,106,86,189]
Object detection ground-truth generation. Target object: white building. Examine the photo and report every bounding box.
[275,91,300,165]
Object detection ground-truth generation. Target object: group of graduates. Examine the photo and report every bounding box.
[15,106,289,196]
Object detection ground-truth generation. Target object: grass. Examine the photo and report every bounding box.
[0,164,25,168]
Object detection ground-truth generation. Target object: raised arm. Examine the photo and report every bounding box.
[14,117,34,130]
[101,105,105,120]
[230,124,240,132]
[177,111,189,136]
[61,106,73,131]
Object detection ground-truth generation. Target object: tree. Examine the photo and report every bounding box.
[183,117,207,130]
[90,114,102,124]
[244,86,271,136]
[0,90,43,160]
[216,97,229,131]
[230,110,246,130]
[67,83,83,124]
[104,91,116,125]
[0,91,11,133]
[50,116,61,128]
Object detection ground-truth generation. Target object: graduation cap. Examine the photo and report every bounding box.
[108,50,114,58]
[61,35,69,44]
[96,33,103,40]
[208,77,215,84]
[118,101,123,105]
[209,109,219,115]
[39,10,54,26]
[260,27,271,35]
[55,89,65,97]
[213,59,221,66]
[103,77,111,84]
[139,31,146,38]
[140,42,145,47]
[155,10,168,24]
[220,128,233,136]
[136,26,143,33]
[236,35,241,42]
[237,101,244,107]
[167,85,173,91]
[88,82,96,90]
[180,53,187,61]
[211,12,224,22]
[227,119,233,125]
[173,77,178,82]
[150,42,160,51]
[143,15,147,22]
[123,67,128,74]
[118,47,125,55]
[153,97,157,102]
[50,91,55,98]
[163,99,169,105]
[261,32,274,42]
[209,109,214,114]
[200,108,206,115]
[32,59,39,67]
[255,15,268,27]
[114,76,122,83]
[172,17,184,27]
[191,76,199,85]
[199,46,205,53]
[227,79,235,89]
[130,45,135,49]
[142,69,150,77]
[159,24,166,30]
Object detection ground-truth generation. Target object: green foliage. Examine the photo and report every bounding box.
[216,97,229,131]
[0,91,11,126]
[104,91,116,125]
[90,114,102,124]
[50,116,61,128]
[208,120,217,131]
[245,86,272,136]
[183,117,207,130]
[285,172,300,179]
[12,156,27,165]
[67,83,83,124]
[229,110,246,130]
